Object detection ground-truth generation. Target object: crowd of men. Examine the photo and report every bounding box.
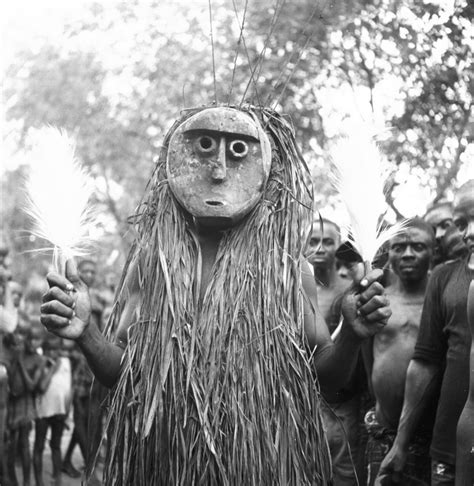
[0,178,473,486]
[0,258,114,486]
[304,180,473,485]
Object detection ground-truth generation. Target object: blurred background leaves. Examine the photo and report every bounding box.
[1,0,472,286]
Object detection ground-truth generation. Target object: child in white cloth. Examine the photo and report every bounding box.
[33,335,72,486]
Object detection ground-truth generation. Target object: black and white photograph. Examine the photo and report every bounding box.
[1,1,473,484]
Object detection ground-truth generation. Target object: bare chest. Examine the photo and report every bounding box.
[377,293,424,341]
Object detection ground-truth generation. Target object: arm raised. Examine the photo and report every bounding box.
[41,259,126,388]
[302,260,390,392]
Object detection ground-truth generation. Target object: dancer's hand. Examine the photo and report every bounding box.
[341,266,391,339]
[41,259,91,340]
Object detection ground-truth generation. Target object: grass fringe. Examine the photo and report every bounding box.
[97,106,331,485]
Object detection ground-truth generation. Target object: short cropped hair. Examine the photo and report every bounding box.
[321,218,341,235]
[423,201,452,220]
[395,217,435,246]
[310,217,341,235]
[307,217,341,245]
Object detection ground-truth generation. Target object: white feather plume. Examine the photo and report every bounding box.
[330,129,407,266]
[24,127,96,270]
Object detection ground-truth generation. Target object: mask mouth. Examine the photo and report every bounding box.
[205,200,225,207]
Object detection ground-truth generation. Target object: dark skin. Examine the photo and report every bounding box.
[7,331,45,486]
[40,117,390,395]
[77,261,96,288]
[424,205,454,266]
[371,228,433,433]
[377,194,474,485]
[304,221,350,324]
[442,226,468,261]
[33,342,65,486]
[454,198,474,486]
[40,230,390,393]
[455,279,474,485]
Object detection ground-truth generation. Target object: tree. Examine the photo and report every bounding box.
[3,0,472,284]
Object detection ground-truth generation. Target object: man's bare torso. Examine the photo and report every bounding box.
[372,288,424,428]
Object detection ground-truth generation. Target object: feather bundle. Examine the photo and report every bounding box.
[24,127,96,272]
[330,129,406,267]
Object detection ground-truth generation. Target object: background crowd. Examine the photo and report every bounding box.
[1,180,473,485]
[0,257,113,486]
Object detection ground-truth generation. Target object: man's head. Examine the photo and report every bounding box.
[78,259,97,287]
[424,201,454,264]
[166,106,272,229]
[43,334,62,358]
[335,241,363,282]
[441,225,468,261]
[9,281,23,308]
[305,219,341,269]
[389,218,434,284]
[453,180,474,256]
[25,325,44,354]
[424,201,454,240]
[0,243,9,266]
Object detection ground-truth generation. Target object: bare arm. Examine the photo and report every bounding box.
[376,358,441,483]
[41,260,132,388]
[76,321,125,388]
[302,261,390,392]
[396,359,440,448]
[361,337,375,398]
[18,357,41,392]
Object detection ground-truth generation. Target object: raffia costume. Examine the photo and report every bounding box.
[99,105,331,485]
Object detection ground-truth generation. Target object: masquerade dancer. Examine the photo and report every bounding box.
[40,105,390,485]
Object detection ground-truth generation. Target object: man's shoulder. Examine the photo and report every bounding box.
[430,258,465,282]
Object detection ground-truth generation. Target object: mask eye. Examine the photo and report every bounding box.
[228,139,248,160]
[194,135,217,155]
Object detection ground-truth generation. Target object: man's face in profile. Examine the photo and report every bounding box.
[424,205,453,264]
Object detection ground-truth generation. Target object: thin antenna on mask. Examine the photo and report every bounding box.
[252,0,286,94]
[240,0,286,107]
[228,0,250,105]
[208,0,218,104]
[267,2,324,109]
[271,33,314,110]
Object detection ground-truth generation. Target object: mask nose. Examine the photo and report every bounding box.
[211,137,227,183]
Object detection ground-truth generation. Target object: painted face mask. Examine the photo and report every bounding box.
[166,106,272,227]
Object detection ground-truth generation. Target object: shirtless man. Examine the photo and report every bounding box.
[367,218,435,485]
[305,218,350,330]
[39,106,391,485]
[424,201,454,266]
[378,181,474,486]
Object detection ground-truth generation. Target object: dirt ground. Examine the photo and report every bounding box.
[12,422,103,486]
